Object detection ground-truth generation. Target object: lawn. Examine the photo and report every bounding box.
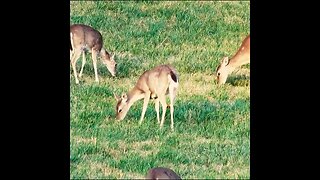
[70,1,250,179]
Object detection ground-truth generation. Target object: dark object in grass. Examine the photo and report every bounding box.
[145,167,181,180]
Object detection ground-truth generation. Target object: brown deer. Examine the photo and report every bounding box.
[70,24,117,84]
[216,34,250,85]
[145,167,181,180]
[114,64,179,130]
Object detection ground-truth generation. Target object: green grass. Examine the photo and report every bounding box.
[70,1,250,179]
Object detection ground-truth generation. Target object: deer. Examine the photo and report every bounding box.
[216,34,250,85]
[70,24,117,84]
[145,167,181,180]
[114,64,179,130]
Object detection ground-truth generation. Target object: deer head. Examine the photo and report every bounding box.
[101,50,117,77]
[114,93,130,120]
[216,57,232,85]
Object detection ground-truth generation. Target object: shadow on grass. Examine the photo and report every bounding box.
[121,96,249,126]
[227,74,250,87]
[174,97,248,124]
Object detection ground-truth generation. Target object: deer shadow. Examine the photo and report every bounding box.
[226,67,250,87]
[227,74,250,87]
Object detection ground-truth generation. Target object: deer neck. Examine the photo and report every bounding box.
[100,48,110,59]
[225,60,237,75]
[126,87,145,108]
[227,55,248,74]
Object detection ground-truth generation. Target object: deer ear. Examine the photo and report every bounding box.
[111,54,115,60]
[222,57,229,66]
[113,92,120,101]
[121,93,128,101]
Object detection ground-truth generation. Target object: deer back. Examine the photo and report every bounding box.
[70,24,103,52]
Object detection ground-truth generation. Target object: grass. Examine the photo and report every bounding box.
[70,1,250,179]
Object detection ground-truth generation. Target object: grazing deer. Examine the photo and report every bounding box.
[145,167,181,180]
[216,34,250,85]
[70,24,117,84]
[114,64,179,130]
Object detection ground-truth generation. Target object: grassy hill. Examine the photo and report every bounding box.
[70,1,250,179]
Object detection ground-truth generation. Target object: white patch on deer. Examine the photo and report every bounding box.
[70,32,74,50]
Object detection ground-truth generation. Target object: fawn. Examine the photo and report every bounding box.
[216,34,250,85]
[114,64,179,130]
[70,24,117,84]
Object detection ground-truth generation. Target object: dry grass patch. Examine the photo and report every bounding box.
[131,139,162,157]
[98,138,163,164]
[73,136,97,145]
[179,73,215,97]
[182,134,236,147]
[89,161,144,179]
[70,2,96,16]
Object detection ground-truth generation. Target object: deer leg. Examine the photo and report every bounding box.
[169,86,177,131]
[91,50,99,83]
[149,84,157,99]
[70,49,73,62]
[71,49,81,84]
[79,51,86,77]
[70,50,72,79]
[154,98,160,124]
[139,92,151,125]
[159,95,167,129]
[150,92,158,99]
